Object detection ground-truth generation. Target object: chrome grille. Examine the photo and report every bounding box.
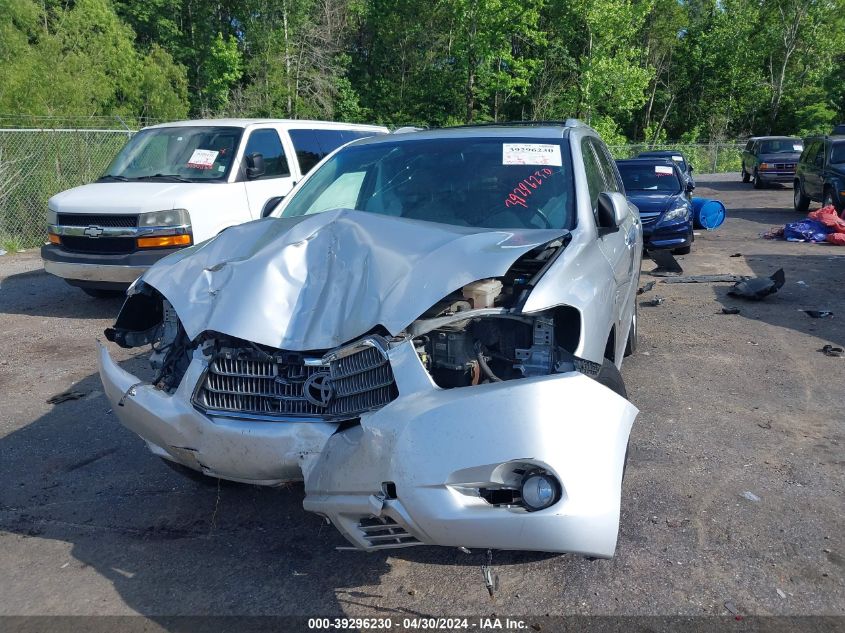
[329,344,397,417]
[640,213,659,226]
[358,517,421,548]
[193,339,398,420]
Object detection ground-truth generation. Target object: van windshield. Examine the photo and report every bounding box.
[100,126,243,182]
[279,137,576,230]
[759,139,802,154]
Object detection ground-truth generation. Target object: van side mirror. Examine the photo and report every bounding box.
[245,153,266,179]
[686,181,695,193]
[689,164,694,173]
[597,192,627,234]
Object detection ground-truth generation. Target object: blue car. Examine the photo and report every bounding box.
[616,158,694,254]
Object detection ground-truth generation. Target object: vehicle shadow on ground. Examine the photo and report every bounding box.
[0,362,575,622]
[713,253,845,348]
[0,268,124,319]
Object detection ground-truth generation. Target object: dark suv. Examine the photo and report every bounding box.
[794,135,845,213]
[741,136,803,188]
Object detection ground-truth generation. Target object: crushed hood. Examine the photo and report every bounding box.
[140,209,567,350]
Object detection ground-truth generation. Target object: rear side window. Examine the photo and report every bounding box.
[243,129,290,178]
[831,142,845,165]
[289,129,325,175]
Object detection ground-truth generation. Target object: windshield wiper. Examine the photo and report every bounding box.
[96,174,130,182]
[138,174,196,183]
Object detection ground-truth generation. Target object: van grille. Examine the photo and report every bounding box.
[59,236,136,254]
[57,214,138,227]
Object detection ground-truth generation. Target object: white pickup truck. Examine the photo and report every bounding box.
[41,118,388,296]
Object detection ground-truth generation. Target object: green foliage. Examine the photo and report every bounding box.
[2,0,845,139]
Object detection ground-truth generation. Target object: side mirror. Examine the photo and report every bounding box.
[597,192,628,234]
[686,181,696,193]
[261,196,284,218]
[689,165,694,173]
[245,153,266,179]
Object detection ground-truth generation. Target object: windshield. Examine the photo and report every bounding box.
[760,139,802,154]
[641,153,687,171]
[831,142,845,164]
[617,163,682,192]
[101,126,244,182]
[279,137,576,230]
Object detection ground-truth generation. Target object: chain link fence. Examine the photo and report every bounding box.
[0,117,746,252]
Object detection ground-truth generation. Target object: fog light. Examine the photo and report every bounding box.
[520,472,560,511]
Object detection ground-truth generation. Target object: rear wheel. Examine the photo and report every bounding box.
[595,358,627,399]
[823,188,842,214]
[794,181,811,213]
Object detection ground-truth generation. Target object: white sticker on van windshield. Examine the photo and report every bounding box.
[655,165,674,175]
[187,149,219,169]
[793,144,803,151]
[671,155,683,162]
[503,143,562,166]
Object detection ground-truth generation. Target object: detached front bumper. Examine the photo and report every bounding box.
[98,341,638,556]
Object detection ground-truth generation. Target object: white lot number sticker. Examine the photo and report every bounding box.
[671,155,683,162]
[655,165,674,175]
[793,144,803,151]
[187,149,219,170]
[503,143,562,166]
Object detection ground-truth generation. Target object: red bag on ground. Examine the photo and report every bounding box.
[826,232,845,246]
[808,206,845,233]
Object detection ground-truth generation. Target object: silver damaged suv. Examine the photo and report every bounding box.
[99,121,643,557]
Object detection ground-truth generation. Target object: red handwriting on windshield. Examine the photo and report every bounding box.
[505,168,553,208]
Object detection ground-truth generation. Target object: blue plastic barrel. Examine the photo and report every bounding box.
[691,197,726,230]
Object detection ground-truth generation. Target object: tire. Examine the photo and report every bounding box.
[624,303,638,357]
[741,168,750,183]
[595,358,627,399]
[794,181,810,213]
[753,169,764,189]
[822,188,842,214]
[81,288,125,299]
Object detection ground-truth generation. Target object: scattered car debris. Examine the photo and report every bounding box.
[644,296,665,307]
[46,390,88,404]
[730,253,742,257]
[728,268,785,300]
[741,491,761,502]
[724,600,739,615]
[757,421,772,429]
[481,549,498,598]
[663,274,745,284]
[648,249,683,276]
[776,588,787,599]
[803,310,833,318]
[722,307,741,315]
[638,281,656,294]
[820,345,844,357]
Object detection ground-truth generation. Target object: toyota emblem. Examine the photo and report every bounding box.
[83,225,104,238]
[303,371,334,408]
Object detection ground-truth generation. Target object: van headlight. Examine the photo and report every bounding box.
[138,209,191,227]
[658,202,690,225]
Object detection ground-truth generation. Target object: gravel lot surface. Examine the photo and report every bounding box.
[0,174,843,620]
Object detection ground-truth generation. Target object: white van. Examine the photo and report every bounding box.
[41,119,388,296]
